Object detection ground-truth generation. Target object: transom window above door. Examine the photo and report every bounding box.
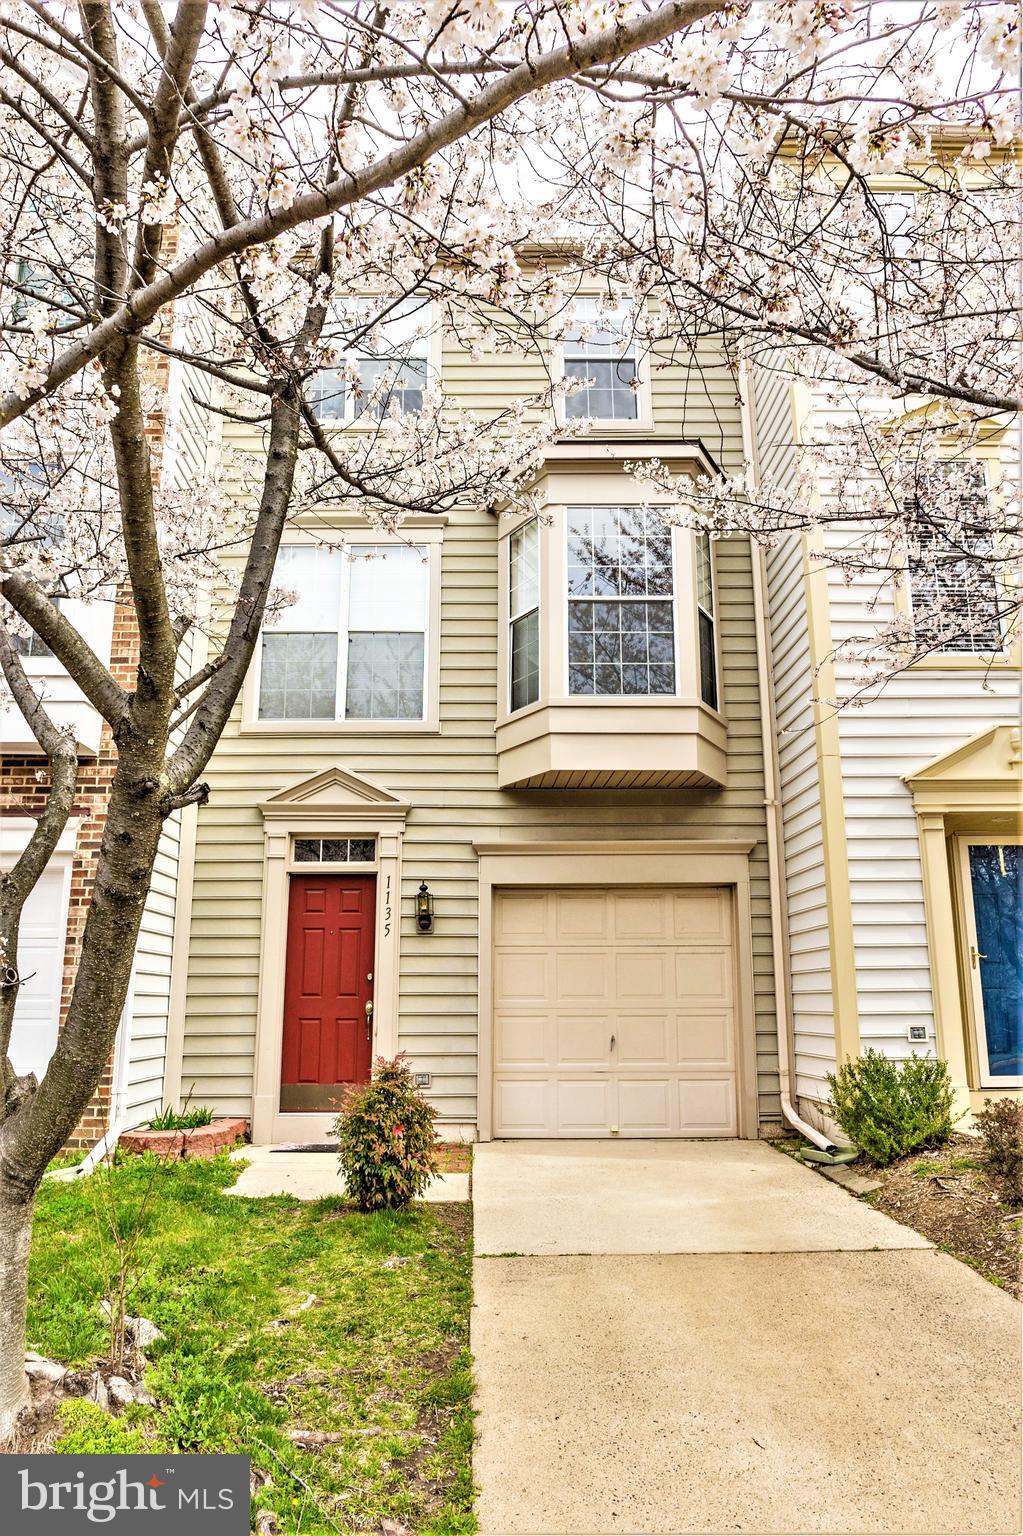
[257,542,430,723]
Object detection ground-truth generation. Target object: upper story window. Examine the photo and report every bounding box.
[562,299,639,422]
[567,506,675,695]
[509,519,540,711]
[310,296,431,423]
[906,465,1003,655]
[258,542,430,721]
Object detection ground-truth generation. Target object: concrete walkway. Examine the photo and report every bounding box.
[226,1145,469,1202]
[472,1140,1022,1535]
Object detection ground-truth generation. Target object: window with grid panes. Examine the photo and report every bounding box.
[309,296,431,422]
[696,532,718,709]
[567,507,676,695]
[562,299,639,421]
[509,519,540,711]
[906,465,1002,654]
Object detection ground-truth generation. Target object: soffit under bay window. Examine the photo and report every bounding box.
[496,455,726,790]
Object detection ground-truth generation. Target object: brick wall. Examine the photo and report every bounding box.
[1,268,175,1147]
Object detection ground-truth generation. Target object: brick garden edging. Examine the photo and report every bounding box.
[118,1118,248,1160]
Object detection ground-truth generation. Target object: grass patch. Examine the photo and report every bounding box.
[29,1154,475,1534]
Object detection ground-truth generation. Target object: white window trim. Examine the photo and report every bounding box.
[310,298,442,428]
[552,297,652,431]
[240,523,443,735]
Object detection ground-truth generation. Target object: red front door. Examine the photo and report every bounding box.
[280,873,375,1113]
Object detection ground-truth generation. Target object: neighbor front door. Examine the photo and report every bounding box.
[280,873,376,1113]
[959,839,1023,1086]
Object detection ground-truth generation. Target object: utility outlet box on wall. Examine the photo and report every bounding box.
[414,1072,432,1088]
[906,1024,928,1044]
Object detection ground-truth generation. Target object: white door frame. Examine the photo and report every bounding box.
[473,839,759,1141]
[252,766,409,1145]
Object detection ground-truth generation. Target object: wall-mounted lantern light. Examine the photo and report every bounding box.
[415,880,435,933]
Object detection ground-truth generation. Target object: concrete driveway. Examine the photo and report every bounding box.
[472,1140,1022,1536]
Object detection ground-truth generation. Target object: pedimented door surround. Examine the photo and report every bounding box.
[474,840,759,1141]
[253,765,409,1145]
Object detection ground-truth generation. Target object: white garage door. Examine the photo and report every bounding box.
[493,887,737,1137]
[7,862,69,1080]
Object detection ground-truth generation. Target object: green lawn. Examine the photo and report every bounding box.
[29,1154,475,1535]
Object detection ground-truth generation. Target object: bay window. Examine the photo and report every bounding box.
[562,298,639,422]
[567,506,675,695]
[509,519,540,711]
[258,542,430,722]
[696,532,718,709]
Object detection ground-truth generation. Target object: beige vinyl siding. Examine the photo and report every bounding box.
[753,365,837,1110]
[179,326,780,1127]
[815,403,1021,1063]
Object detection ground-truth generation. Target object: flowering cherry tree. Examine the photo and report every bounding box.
[0,0,1019,1434]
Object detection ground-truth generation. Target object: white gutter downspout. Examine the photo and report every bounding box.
[738,351,837,1155]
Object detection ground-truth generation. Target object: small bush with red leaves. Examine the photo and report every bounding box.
[975,1096,1023,1208]
[334,1055,438,1212]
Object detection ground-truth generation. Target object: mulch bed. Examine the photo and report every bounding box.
[864,1134,1021,1297]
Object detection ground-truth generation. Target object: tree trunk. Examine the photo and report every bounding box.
[0,1174,35,1440]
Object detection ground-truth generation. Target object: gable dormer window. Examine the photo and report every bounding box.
[562,298,639,423]
[309,296,432,423]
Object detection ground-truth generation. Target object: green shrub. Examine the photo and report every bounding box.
[334,1055,438,1212]
[147,1104,215,1131]
[827,1051,954,1166]
[975,1097,1023,1206]
[54,1398,150,1453]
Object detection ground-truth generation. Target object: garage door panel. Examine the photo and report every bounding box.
[677,1010,734,1067]
[494,948,549,1002]
[674,948,733,1006]
[679,1078,737,1134]
[612,892,669,940]
[556,1078,611,1134]
[493,887,738,1139]
[615,950,671,1001]
[495,892,549,941]
[556,1014,611,1067]
[494,1077,551,1134]
[673,889,730,942]
[553,893,607,940]
[614,1013,673,1066]
[495,1013,549,1069]
[617,1078,674,1134]
[554,950,609,1002]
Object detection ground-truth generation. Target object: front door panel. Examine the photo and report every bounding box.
[965,843,1022,1081]
[281,873,375,1112]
